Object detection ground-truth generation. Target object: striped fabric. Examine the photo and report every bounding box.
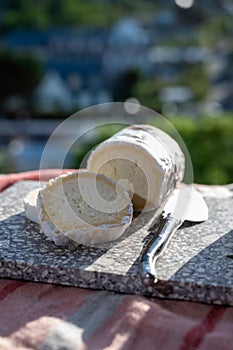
[0,170,232,350]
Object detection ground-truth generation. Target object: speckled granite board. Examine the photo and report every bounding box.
[0,181,232,305]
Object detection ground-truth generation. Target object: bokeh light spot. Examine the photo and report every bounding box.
[175,0,194,9]
[124,98,141,114]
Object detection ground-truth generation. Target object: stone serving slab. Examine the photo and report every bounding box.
[0,181,232,306]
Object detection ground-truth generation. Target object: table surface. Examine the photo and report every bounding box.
[0,180,232,306]
[0,172,233,350]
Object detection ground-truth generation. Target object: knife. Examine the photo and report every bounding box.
[140,186,208,287]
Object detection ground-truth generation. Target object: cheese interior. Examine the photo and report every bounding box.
[96,157,160,212]
[88,142,168,212]
[39,172,132,232]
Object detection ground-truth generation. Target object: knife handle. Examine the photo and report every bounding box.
[140,214,182,287]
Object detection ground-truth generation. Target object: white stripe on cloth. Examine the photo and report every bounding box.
[40,291,124,350]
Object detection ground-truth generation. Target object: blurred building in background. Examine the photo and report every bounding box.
[1,0,233,118]
[0,0,232,173]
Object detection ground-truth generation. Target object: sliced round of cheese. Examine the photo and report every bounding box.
[37,171,133,246]
[87,124,185,212]
[24,188,40,224]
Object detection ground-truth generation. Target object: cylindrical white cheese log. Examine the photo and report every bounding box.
[37,171,133,246]
[87,124,185,212]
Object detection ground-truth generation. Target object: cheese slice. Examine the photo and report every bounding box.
[87,124,185,212]
[37,171,133,246]
[24,188,40,224]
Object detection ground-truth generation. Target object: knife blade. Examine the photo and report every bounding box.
[140,186,208,287]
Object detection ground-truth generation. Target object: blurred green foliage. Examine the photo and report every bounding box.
[0,148,13,174]
[198,14,233,47]
[170,116,233,185]
[113,70,170,112]
[72,115,233,185]
[0,0,161,30]
[179,64,209,102]
[113,63,210,113]
[0,0,107,29]
[0,50,43,99]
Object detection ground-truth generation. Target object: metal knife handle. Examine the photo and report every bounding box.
[140,214,182,287]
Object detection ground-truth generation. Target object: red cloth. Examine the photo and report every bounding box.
[0,170,232,350]
[0,169,76,192]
